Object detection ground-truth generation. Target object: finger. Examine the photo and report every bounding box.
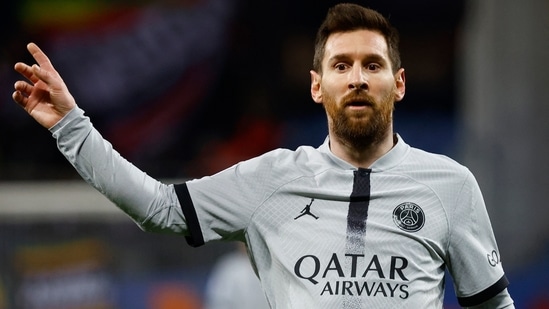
[27,42,57,74]
[14,62,40,84]
[31,64,59,90]
[12,90,28,107]
[14,80,33,97]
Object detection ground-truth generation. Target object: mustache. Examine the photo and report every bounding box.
[341,90,376,107]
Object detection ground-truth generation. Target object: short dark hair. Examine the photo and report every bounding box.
[313,3,401,73]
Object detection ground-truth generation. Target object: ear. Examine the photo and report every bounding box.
[310,70,322,104]
[394,68,406,102]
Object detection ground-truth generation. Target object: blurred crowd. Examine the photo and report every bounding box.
[0,0,461,181]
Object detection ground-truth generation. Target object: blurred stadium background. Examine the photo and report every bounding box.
[1,0,548,308]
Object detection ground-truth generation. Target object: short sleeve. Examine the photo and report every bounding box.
[447,172,509,306]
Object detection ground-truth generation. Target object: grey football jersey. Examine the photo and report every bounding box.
[52,107,509,308]
[177,135,508,308]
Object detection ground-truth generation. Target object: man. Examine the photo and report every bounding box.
[12,3,514,308]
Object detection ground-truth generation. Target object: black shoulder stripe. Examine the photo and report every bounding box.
[457,275,509,307]
[174,183,205,247]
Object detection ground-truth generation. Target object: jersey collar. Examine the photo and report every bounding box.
[318,133,410,172]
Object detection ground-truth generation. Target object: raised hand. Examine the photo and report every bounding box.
[12,42,77,129]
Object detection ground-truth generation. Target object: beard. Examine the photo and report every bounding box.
[323,88,395,150]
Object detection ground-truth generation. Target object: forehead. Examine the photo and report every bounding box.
[323,29,389,62]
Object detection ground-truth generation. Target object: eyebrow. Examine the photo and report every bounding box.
[327,53,387,65]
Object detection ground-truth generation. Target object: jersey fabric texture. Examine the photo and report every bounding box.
[51,107,512,308]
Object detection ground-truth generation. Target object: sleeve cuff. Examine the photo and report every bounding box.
[457,275,510,307]
[174,183,205,247]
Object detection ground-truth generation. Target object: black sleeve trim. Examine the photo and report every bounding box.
[457,275,509,307]
[174,183,205,247]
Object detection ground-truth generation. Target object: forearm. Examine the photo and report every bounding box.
[50,107,187,234]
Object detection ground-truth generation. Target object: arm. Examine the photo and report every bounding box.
[13,43,187,234]
[465,288,514,309]
[447,172,514,308]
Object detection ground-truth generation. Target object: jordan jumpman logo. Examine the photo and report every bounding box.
[294,198,319,220]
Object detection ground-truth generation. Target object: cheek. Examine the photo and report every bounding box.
[376,77,398,96]
[320,81,344,103]
[321,90,339,117]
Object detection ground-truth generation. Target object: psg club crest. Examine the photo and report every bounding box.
[392,202,425,232]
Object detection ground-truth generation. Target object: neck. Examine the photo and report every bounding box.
[329,130,396,168]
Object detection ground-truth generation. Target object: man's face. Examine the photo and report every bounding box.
[310,29,405,148]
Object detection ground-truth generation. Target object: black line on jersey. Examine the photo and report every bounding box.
[345,168,371,252]
[343,168,371,308]
[457,275,509,307]
[174,183,205,247]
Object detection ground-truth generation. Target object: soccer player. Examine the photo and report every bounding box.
[12,3,514,308]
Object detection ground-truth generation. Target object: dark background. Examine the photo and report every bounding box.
[0,0,463,180]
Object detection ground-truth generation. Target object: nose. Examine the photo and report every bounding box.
[348,65,368,91]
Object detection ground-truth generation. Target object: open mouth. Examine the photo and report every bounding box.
[346,100,372,108]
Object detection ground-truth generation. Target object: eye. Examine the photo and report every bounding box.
[335,63,348,71]
[367,63,381,71]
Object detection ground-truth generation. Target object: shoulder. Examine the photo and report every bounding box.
[407,146,471,175]
[192,145,332,196]
[237,145,331,175]
[394,145,478,194]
